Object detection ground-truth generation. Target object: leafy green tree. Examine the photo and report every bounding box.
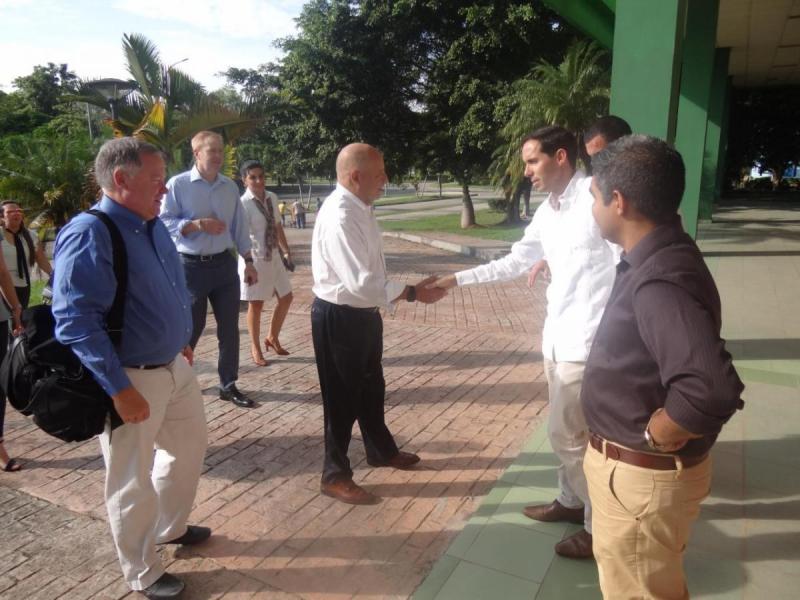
[726,86,800,187]
[414,1,573,227]
[12,63,79,117]
[491,39,610,222]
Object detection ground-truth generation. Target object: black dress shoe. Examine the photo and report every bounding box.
[160,525,212,546]
[367,450,421,470]
[219,385,255,408]
[142,572,185,599]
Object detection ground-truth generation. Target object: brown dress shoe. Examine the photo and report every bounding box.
[555,529,593,559]
[522,499,584,524]
[367,450,421,470]
[320,479,380,505]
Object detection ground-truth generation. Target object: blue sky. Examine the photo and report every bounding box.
[0,0,306,93]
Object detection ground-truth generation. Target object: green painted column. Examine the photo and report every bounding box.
[674,0,719,238]
[699,48,730,221]
[609,0,686,141]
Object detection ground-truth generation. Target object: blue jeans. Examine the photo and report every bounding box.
[181,252,240,389]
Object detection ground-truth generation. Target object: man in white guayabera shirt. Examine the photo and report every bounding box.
[311,143,447,506]
[429,125,620,559]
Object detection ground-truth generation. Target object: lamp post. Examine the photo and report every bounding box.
[164,58,189,97]
[87,78,137,120]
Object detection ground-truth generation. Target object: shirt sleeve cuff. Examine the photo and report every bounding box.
[178,219,198,239]
[99,368,133,397]
[385,281,407,312]
[455,270,477,287]
[664,391,728,436]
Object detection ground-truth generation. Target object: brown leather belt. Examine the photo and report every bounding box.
[589,433,707,471]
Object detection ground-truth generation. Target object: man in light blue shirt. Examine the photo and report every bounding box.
[53,137,209,599]
[160,130,258,408]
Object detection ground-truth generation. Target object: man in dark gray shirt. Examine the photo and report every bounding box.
[581,135,744,599]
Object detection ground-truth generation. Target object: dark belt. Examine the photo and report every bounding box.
[589,433,707,471]
[179,251,229,262]
[126,362,171,370]
[314,298,380,313]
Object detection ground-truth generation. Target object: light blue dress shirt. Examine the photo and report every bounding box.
[160,165,252,256]
[52,196,193,396]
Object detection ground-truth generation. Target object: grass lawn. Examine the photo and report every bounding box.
[374,194,458,207]
[380,208,534,243]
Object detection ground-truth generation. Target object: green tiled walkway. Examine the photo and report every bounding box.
[414,202,800,599]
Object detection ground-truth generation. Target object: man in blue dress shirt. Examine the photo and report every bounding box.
[53,138,210,600]
[160,130,258,408]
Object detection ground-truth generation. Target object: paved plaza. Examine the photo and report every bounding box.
[1,202,799,599]
[0,231,551,599]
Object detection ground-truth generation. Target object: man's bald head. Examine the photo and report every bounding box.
[336,143,387,204]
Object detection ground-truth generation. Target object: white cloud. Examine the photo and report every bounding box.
[112,0,302,40]
[0,0,302,91]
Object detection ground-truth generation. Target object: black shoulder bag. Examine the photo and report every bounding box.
[0,209,126,442]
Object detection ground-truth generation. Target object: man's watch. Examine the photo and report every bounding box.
[645,424,667,452]
[406,285,417,302]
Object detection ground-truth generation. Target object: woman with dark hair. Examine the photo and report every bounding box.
[2,201,52,308]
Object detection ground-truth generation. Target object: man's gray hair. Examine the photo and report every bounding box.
[94,137,164,191]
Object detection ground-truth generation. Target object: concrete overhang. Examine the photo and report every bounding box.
[545,0,800,87]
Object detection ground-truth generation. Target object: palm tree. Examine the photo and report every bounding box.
[0,132,97,228]
[74,33,263,174]
[492,40,610,223]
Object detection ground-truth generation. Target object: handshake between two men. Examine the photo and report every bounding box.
[400,274,460,304]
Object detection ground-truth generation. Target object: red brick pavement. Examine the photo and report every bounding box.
[0,236,549,599]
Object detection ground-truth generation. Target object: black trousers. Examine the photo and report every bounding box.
[311,298,398,483]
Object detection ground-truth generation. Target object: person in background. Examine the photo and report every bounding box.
[2,201,53,309]
[160,130,258,409]
[292,199,306,229]
[0,246,23,472]
[238,160,294,366]
[278,200,287,227]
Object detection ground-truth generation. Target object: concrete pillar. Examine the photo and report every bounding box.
[609,0,686,141]
[674,0,720,237]
[700,48,731,220]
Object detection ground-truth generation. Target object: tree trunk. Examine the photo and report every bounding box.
[522,180,532,217]
[460,181,476,228]
[505,181,523,224]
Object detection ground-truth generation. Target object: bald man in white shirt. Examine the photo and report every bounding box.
[311,143,447,505]
[430,126,621,559]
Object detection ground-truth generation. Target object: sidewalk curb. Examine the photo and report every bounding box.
[382,231,510,262]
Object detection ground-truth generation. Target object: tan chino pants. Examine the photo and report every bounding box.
[584,443,711,599]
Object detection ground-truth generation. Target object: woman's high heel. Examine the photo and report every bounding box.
[264,337,290,356]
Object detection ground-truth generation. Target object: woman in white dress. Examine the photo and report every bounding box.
[238,161,293,366]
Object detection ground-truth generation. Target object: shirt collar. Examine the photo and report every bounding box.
[547,169,586,210]
[623,216,687,269]
[98,195,148,228]
[190,164,222,185]
[241,187,261,202]
[336,183,372,212]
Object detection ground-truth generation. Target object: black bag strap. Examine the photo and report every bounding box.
[86,209,127,347]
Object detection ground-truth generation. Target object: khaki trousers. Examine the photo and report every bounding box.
[544,359,592,532]
[584,443,711,600]
[99,355,207,591]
